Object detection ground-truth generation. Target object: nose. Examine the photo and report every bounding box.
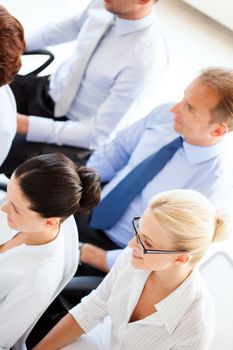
[128,236,137,249]
[1,201,10,213]
[170,101,181,113]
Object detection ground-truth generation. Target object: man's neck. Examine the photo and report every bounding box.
[115,5,153,20]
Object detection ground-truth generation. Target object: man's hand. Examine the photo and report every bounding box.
[17,113,29,134]
[80,243,109,272]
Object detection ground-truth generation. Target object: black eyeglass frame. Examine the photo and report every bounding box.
[132,216,189,255]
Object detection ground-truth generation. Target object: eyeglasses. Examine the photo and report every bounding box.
[132,216,188,255]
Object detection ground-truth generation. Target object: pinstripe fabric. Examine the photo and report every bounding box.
[70,248,215,350]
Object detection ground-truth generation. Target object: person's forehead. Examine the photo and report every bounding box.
[7,175,30,211]
[185,80,221,111]
[140,210,171,243]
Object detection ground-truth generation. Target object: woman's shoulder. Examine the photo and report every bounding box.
[173,273,215,347]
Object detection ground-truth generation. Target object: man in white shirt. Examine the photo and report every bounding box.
[0,5,25,167]
[76,67,233,276]
[1,0,168,175]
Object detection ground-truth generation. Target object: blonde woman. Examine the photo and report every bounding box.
[33,189,228,350]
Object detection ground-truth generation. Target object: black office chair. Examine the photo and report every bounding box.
[22,49,55,76]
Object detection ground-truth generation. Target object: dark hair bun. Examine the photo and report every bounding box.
[78,166,101,213]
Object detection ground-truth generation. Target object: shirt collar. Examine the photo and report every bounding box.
[155,269,201,335]
[182,138,225,165]
[113,11,155,36]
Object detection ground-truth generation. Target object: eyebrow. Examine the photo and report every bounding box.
[141,233,157,245]
[10,201,21,213]
[136,218,157,246]
[184,98,196,112]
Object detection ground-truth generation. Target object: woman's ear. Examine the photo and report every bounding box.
[45,217,61,229]
[173,252,192,265]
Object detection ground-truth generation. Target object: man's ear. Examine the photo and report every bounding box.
[173,253,192,265]
[211,122,228,137]
[45,217,61,229]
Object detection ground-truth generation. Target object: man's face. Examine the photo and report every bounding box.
[103,0,141,19]
[170,79,222,146]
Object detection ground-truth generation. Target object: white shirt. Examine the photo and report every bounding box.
[26,0,168,149]
[70,248,215,350]
[0,213,71,349]
[0,86,16,166]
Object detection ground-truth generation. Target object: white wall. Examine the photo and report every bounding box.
[182,0,233,31]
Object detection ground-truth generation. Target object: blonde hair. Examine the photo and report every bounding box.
[197,67,233,131]
[149,189,230,263]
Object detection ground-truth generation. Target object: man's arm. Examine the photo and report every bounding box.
[87,112,149,182]
[17,102,148,184]
[22,64,148,146]
[87,103,173,182]
[25,4,91,50]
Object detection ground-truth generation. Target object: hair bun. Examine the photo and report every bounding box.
[78,167,101,213]
[213,209,231,242]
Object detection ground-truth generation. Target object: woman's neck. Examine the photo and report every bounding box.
[0,226,60,254]
[20,226,60,246]
[151,264,194,296]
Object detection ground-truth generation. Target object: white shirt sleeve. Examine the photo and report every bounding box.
[26,11,89,50]
[87,114,149,181]
[69,248,129,332]
[26,65,147,149]
[0,86,16,166]
[0,286,48,349]
[106,249,123,269]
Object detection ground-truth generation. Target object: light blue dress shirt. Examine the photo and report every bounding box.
[26,0,168,149]
[0,85,16,166]
[87,103,233,268]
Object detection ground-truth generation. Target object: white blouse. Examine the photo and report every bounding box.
[70,248,215,350]
[0,86,16,166]
[0,212,67,349]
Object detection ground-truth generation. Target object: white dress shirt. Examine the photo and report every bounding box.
[0,86,16,166]
[0,213,73,349]
[26,0,168,149]
[68,248,215,350]
[87,103,233,267]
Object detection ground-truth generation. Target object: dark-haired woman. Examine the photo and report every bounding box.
[0,153,100,349]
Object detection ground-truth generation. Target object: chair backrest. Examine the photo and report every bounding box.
[199,251,233,350]
[22,50,55,76]
[12,215,79,350]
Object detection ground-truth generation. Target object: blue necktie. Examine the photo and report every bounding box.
[90,137,183,230]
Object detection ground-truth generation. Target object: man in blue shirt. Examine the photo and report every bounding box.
[77,67,233,275]
[1,0,167,175]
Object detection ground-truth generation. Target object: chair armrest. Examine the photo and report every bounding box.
[64,276,103,292]
[58,276,103,311]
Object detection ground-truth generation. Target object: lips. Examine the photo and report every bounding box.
[174,117,182,124]
[132,251,142,260]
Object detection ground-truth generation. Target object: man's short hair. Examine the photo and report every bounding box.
[0,5,25,87]
[197,67,233,131]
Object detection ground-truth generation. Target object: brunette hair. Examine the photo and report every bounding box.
[0,5,25,86]
[14,153,101,221]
